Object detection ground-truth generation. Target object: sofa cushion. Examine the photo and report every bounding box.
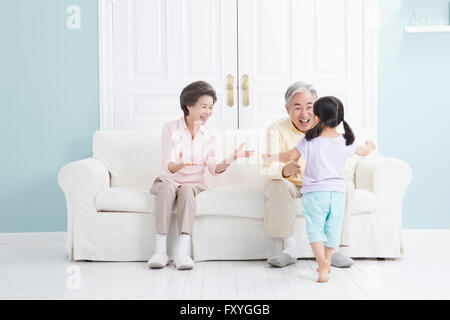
[94,187,266,218]
[95,187,176,214]
[95,186,375,218]
[93,130,162,191]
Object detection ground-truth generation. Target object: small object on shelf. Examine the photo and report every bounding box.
[404,25,450,33]
[405,8,450,34]
[409,11,422,26]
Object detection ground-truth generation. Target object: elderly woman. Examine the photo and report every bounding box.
[147,81,253,270]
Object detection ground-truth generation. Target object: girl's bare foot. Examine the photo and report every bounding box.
[316,267,331,273]
[317,259,331,282]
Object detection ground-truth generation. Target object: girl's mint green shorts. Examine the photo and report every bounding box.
[301,191,345,248]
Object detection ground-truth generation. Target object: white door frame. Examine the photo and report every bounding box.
[362,0,379,144]
[98,0,115,131]
[98,0,379,143]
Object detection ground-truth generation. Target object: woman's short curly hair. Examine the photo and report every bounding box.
[180,81,217,116]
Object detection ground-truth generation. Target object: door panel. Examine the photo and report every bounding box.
[112,0,238,131]
[237,0,364,131]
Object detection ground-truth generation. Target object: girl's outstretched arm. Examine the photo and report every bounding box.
[355,140,376,156]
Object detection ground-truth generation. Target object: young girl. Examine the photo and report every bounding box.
[262,96,376,282]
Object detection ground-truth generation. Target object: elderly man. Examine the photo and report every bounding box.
[264,81,354,268]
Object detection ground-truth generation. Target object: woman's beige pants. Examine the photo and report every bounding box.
[150,178,205,235]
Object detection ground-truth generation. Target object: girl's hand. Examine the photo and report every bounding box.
[365,140,376,151]
[233,142,255,160]
[355,140,376,157]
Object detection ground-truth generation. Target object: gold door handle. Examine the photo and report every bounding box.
[242,74,249,107]
[226,74,234,107]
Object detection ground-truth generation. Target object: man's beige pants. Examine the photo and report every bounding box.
[150,178,205,235]
[264,179,352,247]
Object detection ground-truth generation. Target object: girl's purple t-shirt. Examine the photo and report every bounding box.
[296,135,357,194]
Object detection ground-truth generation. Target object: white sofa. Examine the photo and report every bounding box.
[57,130,412,262]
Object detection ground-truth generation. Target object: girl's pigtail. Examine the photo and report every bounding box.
[305,122,322,141]
[342,120,355,145]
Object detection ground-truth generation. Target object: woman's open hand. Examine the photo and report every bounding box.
[177,152,196,167]
[222,142,255,166]
[216,142,255,173]
[168,152,197,173]
[233,142,255,160]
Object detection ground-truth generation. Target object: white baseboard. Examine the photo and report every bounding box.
[402,229,450,236]
[0,232,66,245]
[403,229,450,233]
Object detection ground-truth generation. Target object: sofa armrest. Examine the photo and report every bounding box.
[58,158,110,259]
[57,157,110,203]
[355,155,412,217]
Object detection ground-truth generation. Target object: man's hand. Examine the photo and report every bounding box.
[282,161,301,178]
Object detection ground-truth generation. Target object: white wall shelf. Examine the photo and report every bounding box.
[404,25,450,33]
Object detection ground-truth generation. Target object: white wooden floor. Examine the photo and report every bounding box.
[1,230,449,300]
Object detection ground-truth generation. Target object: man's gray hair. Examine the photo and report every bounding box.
[284,81,318,106]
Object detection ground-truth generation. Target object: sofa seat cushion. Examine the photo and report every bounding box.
[95,186,375,218]
[95,186,267,219]
[95,187,175,214]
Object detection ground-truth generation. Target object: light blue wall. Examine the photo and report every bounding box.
[0,1,99,232]
[1,0,448,232]
[378,0,450,228]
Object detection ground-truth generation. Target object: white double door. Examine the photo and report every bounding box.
[106,0,373,132]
